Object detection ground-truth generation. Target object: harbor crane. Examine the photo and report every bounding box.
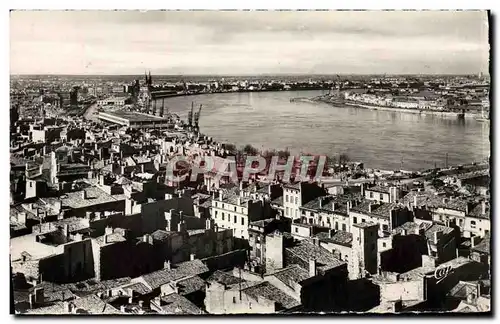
[193,104,203,128]
[187,102,194,126]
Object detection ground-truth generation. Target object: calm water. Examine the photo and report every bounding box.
[158,90,490,171]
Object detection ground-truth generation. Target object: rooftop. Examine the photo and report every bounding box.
[157,293,204,315]
[285,239,346,274]
[99,111,168,122]
[242,281,300,310]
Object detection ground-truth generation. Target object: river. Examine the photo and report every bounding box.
[156,90,490,171]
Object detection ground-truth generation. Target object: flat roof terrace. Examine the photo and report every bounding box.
[98,111,171,128]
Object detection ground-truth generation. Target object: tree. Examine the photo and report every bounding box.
[224,143,237,154]
[339,153,350,165]
[242,144,259,156]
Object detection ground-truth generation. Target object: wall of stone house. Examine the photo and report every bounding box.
[377,279,425,303]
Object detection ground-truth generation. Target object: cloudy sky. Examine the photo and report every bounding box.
[10,10,489,75]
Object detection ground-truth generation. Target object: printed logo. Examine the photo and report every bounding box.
[434,265,452,284]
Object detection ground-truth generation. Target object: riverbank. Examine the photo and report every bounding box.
[310,96,482,119]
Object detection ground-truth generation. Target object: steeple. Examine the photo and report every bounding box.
[148,71,152,86]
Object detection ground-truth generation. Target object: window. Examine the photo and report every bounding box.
[471,220,476,227]
[308,218,313,224]
[353,217,357,224]
[215,210,218,216]
[295,197,298,204]
[222,213,225,221]
[241,218,244,225]
[342,224,346,231]
[382,242,386,248]
[286,207,289,216]
[370,192,374,198]
[29,182,32,188]
[335,222,339,230]
[285,195,288,203]
[234,207,237,212]
[233,297,237,303]
[362,218,365,223]
[379,194,383,201]
[295,227,298,233]
[295,210,298,218]
[302,210,306,215]
[234,215,237,223]
[222,204,225,209]
[382,224,388,231]
[249,234,253,239]
[215,202,218,208]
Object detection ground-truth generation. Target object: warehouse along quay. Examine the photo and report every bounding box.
[165,155,329,184]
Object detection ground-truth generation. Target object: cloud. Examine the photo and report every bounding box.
[9,10,489,75]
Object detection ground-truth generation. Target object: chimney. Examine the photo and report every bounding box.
[368,203,374,213]
[433,230,443,244]
[128,297,133,304]
[482,201,487,214]
[466,202,471,215]
[120,305,126,313]
[140,164,145,173]
[393,300,403,312]
[63,224,70,238]
[177,221,186,233]
[99,174,105,186]
[319,197,323,209]
[309,258,317,277]
[237,197,241,205]
[190,253,196,261]
[413,195,418,207]
[178,210,183,221]
[206,218,214,230]
[466,293,477,305]
[63,301,74,314]
[81,190,88,200]
[361,183,365,196]
[105,227,113,235]
[34,287,44,304]
[165,260,171,270]
[28,293,35,309]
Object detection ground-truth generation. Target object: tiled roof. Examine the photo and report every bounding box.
[151,230,176,242]
[242,281,300,310]
[95,233,127,246]
[315,231,353,247]
[471,234,490,255]
[350,200,400,219]
[269,264,309,286]
[271,196,283,206]
[424,224,454,242]
[206,270,246,286]
[401,191,469,212]
[120,282,151,295]
[60,185,126,210]
[365,185,391,194]
[24,295,121,315]
[157,293,204,314]
[285,239,345,273]
[136,260,209,290]
[175,275,206,295]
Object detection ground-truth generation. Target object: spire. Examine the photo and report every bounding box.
[148,71,152,86]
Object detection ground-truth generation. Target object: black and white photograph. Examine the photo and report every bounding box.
[9,9,491,315]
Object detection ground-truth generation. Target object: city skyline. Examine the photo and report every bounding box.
[10,10,490,75]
